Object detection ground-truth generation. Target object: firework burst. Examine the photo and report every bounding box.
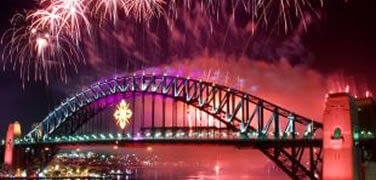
[92,0,124,24]
[122,0,166,22]
[1,14,84,86]
[1,0,338,86]
[40,0,91,43]
[114,100,133,129]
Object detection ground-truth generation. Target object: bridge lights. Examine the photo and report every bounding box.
[92,134,97,139]
[145,132,151,137]
[155,132,161,138]
[166,132,173,137]
[114,100,133,130]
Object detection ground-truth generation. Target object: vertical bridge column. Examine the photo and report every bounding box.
[323,93,361,180]
[3,122,23,172]
[4,124,15,168]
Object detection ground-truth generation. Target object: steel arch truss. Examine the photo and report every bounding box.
[26,74,322,140]
[22,74,323,179]
[260,142,323,179]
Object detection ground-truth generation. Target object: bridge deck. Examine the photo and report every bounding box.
[15,137,323,148]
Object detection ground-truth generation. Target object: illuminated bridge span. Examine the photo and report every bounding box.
[5,74,327,179]
[26,74,322,139]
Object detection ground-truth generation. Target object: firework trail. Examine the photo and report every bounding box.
[1,0,334,85]
[123,0,166,22]
[1,14,84,86]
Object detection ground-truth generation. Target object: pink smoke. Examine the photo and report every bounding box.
[140,53,327,121]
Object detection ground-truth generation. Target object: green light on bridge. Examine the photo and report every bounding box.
[353,132,360,140]
[92,135,97,139]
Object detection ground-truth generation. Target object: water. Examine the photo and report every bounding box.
[120,167,288,180]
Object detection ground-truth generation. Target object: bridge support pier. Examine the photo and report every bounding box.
[2,123,26,174]
[323,93,362,180]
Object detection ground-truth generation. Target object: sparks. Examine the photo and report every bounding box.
[114,100,133,129]
[214,164,220,175]
[122,0,166,22]
[366,91,371,98]
[345,85,350,93]
[1,0,343,85]
[1,14,84,85]
[92,0,125,24]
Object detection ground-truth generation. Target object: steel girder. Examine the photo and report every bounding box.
[25,74,322,141]
[20,74,324,179]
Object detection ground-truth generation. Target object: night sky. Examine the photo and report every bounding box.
[0,0,375,137]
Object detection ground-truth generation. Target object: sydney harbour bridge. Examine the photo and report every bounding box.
[1,74,376,179]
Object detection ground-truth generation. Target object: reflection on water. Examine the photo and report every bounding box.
[11,146,289,179]
[129,167,287,180]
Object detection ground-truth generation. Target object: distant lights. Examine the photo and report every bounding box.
[147,146,153,151]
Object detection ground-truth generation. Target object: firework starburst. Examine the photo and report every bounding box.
[122,0,166,22]
[114,100,133,129]
[1,0,339,86]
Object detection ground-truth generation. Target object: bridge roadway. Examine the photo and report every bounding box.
[13,137,323,148]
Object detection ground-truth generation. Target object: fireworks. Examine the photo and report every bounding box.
[1,14,84,85]
[39,0,92,42]
[1,0,333,85]
[123,0,166,22]
[92,0,123,24]
[114,100,133,129]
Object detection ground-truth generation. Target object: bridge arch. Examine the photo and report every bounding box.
[14,74,325,180]
[24,74,321,141]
